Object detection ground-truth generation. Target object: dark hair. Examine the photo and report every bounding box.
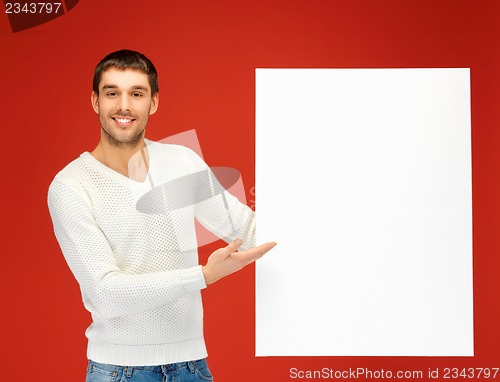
[93,49,159,95]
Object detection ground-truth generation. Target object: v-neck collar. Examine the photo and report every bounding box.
[82,139,154,186]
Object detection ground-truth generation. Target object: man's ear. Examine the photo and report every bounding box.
[149,93,159,115]
[91,91,99,114]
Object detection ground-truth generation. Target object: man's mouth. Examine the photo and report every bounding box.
[113,116,134,126]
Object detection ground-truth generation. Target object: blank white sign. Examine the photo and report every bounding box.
[255,69,473,356]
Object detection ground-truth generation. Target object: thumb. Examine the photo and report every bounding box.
[223,238,243,255]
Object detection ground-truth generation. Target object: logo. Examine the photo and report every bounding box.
[4,0,79,32]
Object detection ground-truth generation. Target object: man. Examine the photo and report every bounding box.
[48,49,275,382]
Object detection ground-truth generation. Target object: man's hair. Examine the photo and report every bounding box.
[93,49,159,95]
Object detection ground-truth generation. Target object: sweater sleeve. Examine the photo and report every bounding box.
[48,177,207,319]
[183,149,256,250]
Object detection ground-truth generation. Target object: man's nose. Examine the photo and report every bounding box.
[118,94,131,112]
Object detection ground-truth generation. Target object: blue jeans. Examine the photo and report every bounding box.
[85,359,213,382]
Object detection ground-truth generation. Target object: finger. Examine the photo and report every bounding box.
[254,242,277,254]
[235,242,277,262]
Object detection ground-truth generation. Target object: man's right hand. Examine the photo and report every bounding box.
[202,239,276,285]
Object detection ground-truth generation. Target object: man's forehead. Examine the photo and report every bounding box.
[99,67,151,91]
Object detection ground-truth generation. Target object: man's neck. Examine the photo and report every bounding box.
[91,137,149,180]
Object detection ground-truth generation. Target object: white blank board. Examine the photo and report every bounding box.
[255,69,473,356]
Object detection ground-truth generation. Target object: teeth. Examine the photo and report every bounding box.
[116,118,132,123]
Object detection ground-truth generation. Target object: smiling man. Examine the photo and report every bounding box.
[48,49,275,382]
[94,69,156,145]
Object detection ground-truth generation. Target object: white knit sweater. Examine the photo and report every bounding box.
[48,140,255,366]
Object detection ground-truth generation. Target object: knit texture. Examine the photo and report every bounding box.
[48,141,255,366]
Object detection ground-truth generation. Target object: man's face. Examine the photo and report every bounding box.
[91,68,159,147]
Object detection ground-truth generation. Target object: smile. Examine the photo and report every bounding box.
[113,117,135,126]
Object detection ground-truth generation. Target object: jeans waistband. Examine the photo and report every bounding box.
[88,358,204,377]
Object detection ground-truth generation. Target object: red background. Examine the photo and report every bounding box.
[1,1,499,381]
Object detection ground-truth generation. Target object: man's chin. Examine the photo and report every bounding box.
[102,127,145,147]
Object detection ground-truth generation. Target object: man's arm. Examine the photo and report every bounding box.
[48,177,207,319]
[179,147,276,284]
[181,147,256,249]
[48,175,274,317]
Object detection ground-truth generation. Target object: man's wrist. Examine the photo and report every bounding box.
[180,265,208,291]
[202,265,217,286]
[202,265,210,286]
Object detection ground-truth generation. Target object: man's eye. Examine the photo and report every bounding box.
[107,92,117,97]
[132,93,143,97]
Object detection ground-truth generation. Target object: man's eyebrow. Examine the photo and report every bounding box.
[100,84,149,92]
[101,84,118,90]
[131,86,149,92]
